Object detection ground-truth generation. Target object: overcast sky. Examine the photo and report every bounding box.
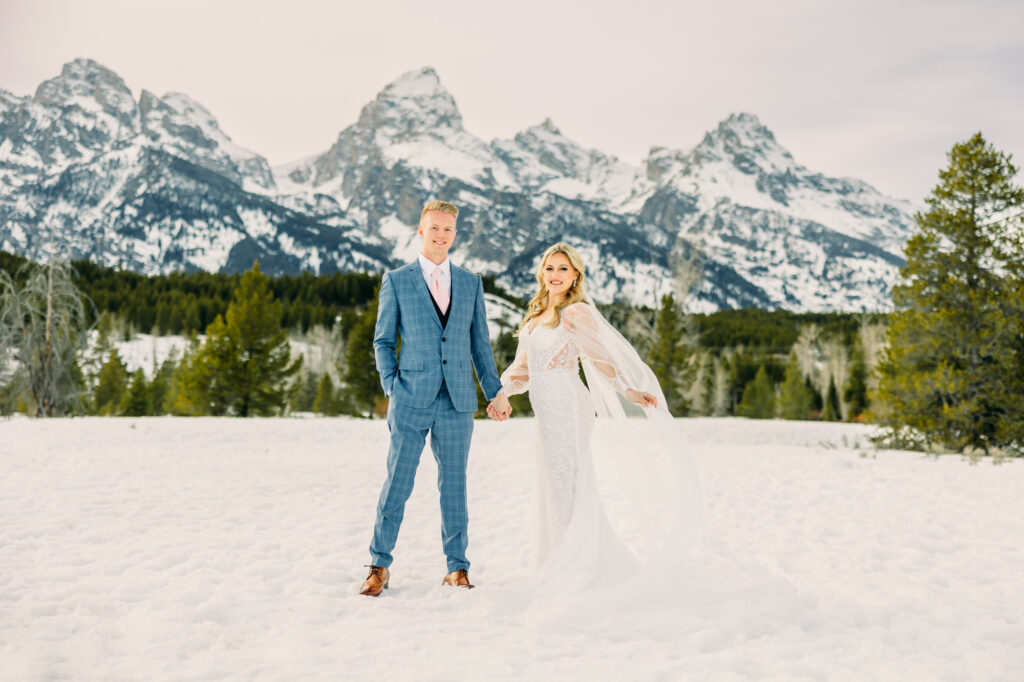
[2,0,1022,201]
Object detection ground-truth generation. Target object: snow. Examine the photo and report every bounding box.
[186,224,246,275]
[539,176,597,201]
[382,134,515,188]
[111,334,194,375]
[2,417,1021,680]
[376,215,422,265]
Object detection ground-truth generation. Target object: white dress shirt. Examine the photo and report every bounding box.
[418,254,451,297]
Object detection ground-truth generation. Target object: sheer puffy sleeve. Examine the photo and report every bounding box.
[498,332,530,397]
[562,302,671,419]
[562,303,632,394]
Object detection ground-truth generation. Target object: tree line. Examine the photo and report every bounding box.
[0,252,878,422]
[0,252,382,336]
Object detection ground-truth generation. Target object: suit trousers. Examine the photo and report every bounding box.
[369,382,475,573]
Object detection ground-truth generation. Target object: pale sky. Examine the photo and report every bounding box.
[1,0,1022,202]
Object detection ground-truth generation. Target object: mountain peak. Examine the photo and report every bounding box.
[380,67,444,99]
[17,58,140,161]
[535,118,562,135]
[35,58,133,105]
[61,58,124,82]
[715,112,777,143]
[693,111,794,172]
[358,66,464,134]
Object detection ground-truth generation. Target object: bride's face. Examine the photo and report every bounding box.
[542,252,578,299]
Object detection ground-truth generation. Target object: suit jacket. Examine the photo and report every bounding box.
[373,260,503,413]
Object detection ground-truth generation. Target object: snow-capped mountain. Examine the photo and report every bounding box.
[0,59,390,275]
[0,60,917,311]
[634,113,914,309]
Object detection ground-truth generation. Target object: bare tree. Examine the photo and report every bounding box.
[790,324,822,389]
[0,260,92,416]
[669,238,705,309]
[820,335,851,419]
[858,318,888,395]
[626,237,705,363]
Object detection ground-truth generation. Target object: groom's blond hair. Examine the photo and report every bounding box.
[420,200,459,223]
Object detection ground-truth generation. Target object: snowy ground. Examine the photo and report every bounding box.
[2,417,1022,681]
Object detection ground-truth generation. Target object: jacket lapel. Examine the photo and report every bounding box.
[408,262,443,331]
[449,264,471,329]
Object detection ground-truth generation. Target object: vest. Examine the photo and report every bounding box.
[429,281,450,328]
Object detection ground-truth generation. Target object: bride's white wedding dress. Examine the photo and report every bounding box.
[490,300,798,633]
[499,301,695,588]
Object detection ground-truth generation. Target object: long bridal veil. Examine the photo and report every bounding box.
[571,297,704,565]
[498,300,800,637]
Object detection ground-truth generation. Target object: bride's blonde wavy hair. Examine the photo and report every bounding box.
[518,242,589,335]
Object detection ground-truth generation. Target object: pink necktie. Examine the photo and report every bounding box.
[431,266,449,314]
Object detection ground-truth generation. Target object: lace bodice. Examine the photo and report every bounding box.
[500,303,631,397]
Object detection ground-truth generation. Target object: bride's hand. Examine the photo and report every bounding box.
[625,389,657,408]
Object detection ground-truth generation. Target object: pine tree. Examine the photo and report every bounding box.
[822,375,841,422]
[648,293,693,416]
[180,263,303,416]
[165,334,205,415]
[156,304,171,335]
[876,133,1024,455]
[168,304,184,335]
[313,372,341,416]
[737,365,775,419]
[148,349,177,416]
[94,350,129,415]
[183,299,200,334]
[84,311,117,388]
[343,298,384,418]
[121,369,152,416]
[292,370,319,413]
[844,340,869,421]
[778,353,813,420]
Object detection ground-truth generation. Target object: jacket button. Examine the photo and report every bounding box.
[442,360,447,365]
[441,337,446,342]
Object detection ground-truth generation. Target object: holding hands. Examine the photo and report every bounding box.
[487,392,512,421]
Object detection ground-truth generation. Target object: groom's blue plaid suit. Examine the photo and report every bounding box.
[370,261,502,572]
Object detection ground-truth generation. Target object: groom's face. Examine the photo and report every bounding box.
[419,211,457,263]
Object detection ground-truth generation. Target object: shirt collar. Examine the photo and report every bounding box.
[418,254,451,278]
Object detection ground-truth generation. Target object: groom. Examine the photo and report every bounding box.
[360,200,512,596]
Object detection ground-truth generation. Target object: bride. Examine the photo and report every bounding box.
[483,243,791,636]
[489,242,694,588]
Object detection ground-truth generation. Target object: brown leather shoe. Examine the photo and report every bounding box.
[360,565,390,597]
[442,569,474,589]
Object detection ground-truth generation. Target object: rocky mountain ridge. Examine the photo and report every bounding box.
[0,60,917,311]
